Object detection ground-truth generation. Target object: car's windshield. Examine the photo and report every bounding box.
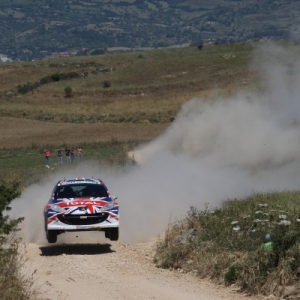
[55,184,108,198]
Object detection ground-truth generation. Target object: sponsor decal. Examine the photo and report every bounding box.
[48,226,66,230]
[99,224,119,228]
[70,201,102,205]
[76,225,90,229]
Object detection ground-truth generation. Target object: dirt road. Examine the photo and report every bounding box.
[24,237,263,300]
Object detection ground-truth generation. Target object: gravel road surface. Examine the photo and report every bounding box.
[24,237,264,300]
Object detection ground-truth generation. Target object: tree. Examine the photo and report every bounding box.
[0,181,23,238]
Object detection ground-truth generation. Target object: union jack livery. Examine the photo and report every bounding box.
[44,177,119,243]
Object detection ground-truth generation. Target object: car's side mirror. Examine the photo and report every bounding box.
[113,196,118,201]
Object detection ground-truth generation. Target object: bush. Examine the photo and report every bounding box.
[64,86,73,97]
[224,265,240,285]
[103,80,111,88]
[51,73,61,82]
[0,181,23,236]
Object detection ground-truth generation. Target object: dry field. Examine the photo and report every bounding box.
[0,117,168,149]
[0,44,255,149]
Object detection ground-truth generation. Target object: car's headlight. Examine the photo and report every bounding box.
[101,201,114,211]
[50,204,64,213]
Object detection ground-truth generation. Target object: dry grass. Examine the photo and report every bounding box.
[0,241,38,300]
[0,44,256,129]
[0,44,258,151]
[0,117,168,149]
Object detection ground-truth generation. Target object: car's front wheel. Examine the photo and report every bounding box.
[109,228,119,241]
[46,230,57,243]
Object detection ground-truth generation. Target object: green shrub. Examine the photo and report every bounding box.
[224,265,239,285]
[103,80,111,88]
[64,86,73,97]
[0,181,23,236]
[51,73,61,81]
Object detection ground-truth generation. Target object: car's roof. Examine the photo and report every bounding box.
[57,178,106,186]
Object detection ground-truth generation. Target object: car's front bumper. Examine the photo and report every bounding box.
[47,222,119,231]
[46,212,119,231]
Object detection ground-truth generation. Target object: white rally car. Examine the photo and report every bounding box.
[44,178,119,243]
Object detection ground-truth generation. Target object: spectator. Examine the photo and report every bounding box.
[65,147,71,164]
[70,148,75,163]
[77,147,83,162]
[44,148,51,165]
[57,149,63,164]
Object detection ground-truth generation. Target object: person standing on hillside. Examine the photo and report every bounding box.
[70,148,75,163]
[57,149,63,164]
[77,147,83,162]
[44,148,51,166]
[65,147,71,164]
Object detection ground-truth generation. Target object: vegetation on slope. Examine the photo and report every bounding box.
[155,192,300,296]
[0,44,255,125]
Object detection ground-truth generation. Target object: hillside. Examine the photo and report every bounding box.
[0,0,299,61]
[0,43,256,183]
[0,44,254,129]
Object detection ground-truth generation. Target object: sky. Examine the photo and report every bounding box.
[10,42,300,245]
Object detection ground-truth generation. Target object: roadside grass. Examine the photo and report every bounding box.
[0,181,38,300]
[0,238,38,300]
[154,191,300,296]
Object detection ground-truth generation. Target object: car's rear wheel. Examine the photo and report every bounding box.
[105,230,110,238]
[46,230,57,243]
[109,228,119,241]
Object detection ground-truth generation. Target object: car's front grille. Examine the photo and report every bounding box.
[57,213,109,225]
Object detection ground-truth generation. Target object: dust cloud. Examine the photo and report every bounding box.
[10,43,300,245]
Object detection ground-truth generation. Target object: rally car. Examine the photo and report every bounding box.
[44,178,119,243]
